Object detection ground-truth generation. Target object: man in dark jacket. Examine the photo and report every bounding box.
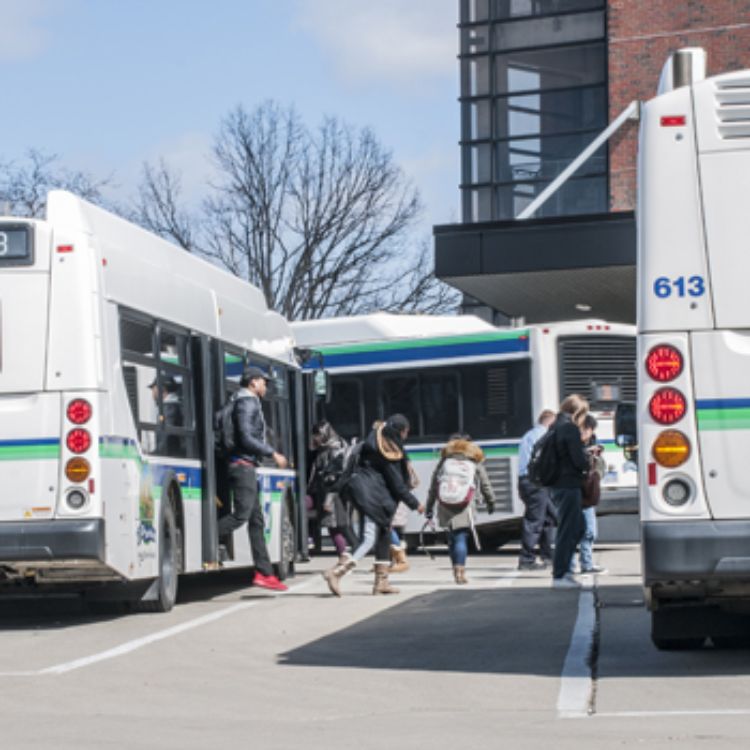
[550,395,590,590]
[218,366,288,592]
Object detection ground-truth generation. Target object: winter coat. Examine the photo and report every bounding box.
[551,413,589,489]
[343,423,419,529]
[426,439,495,531]
[309,432,349,529]
[231,390,274,463]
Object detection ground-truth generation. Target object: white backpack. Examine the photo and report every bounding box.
[437,457,477,509]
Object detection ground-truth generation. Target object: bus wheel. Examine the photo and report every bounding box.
[651,609,705,650]
[138,492,181,613]
[274,499,295,581]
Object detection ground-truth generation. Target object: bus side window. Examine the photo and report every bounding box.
[421,371,460,439]
[324,377,364,441]
[380,375,420,436]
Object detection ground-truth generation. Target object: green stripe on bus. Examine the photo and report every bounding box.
[317,330,530,356]
[0,445,60,461]
[99,443,141,460]
[698,408,750,430]
[152,484,203,501]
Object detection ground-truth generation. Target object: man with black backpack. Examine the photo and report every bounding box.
[217,366,288,592]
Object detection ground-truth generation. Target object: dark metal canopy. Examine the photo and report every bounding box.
[434,211,636,324]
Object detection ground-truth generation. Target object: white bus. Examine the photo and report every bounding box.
[0,191,304,611]
[620,49,750,648]
[293,313,637,549]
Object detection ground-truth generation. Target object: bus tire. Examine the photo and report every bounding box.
[651,609,705,651]
[274,496,295,581]
[138,485,182,613]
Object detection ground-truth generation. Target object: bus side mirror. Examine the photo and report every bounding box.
[313,370,330,401]
[614,401,637,447]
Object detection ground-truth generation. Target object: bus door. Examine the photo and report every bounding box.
[0,221,62,524]
[688,71,750,519]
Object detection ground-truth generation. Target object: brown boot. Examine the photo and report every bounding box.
[454,565,468,585]
[389,544,410,574]
[322,554,356,597]
[373,562,400,595]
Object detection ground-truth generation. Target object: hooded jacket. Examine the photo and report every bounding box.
[426,438,495,530]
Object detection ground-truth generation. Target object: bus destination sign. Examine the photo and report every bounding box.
[0,225,32,263]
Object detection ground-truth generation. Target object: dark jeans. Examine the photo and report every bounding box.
[551,487,585,579]
[518,478,557,564]
[218,463,273,576]
[447,528,470,567]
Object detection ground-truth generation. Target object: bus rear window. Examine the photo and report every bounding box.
[0,224,33,266]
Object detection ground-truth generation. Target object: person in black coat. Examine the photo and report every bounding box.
[335,414,424,595]
[550,394,591,589]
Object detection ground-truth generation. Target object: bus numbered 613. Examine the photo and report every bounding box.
[616,49,750,649]
[0,191,306,611]
[294,313,636,550]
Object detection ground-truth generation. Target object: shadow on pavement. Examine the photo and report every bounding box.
[278,586,580,676]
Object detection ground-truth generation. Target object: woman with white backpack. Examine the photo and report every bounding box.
[425,434,495,584]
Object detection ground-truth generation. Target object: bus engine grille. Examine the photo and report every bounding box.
[483,456,513,514]
[558,335,637,409]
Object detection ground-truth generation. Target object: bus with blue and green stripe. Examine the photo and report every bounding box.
[624,49,750,648]
[293,313,636,549]
[0,191,305,610]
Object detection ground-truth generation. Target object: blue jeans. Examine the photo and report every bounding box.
[578,507,597,570]
[448,528,469,567]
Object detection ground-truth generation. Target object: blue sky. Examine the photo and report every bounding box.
[1,0,460,233]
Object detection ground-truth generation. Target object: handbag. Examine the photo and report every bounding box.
[582,471,600,509]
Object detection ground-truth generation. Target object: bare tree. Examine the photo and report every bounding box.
[0,149,111,217]
[134,101,459,319]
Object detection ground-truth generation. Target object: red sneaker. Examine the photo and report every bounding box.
[253,572,288,592]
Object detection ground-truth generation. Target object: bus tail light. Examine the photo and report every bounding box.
[65,489,88,511]
[65,457,90,483]
[646,345,683,382]
[67,399,92,425]
[652,430,691,468]
[663,478,692,507]
[649,387,687,424]
[66,428,91,454]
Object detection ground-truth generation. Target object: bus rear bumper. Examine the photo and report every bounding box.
[643,519,750,586]
[0,518,105,563]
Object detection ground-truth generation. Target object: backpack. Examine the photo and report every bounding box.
[213,395,237,457]
[331,439,363,494]
[527,427,560,487]
[437,457,477,509]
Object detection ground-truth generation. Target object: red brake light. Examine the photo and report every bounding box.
[660,115,687,127]
[649,387,687,425]
[646,345,683,382]
[66,428,92,454]
[67,399,92,425]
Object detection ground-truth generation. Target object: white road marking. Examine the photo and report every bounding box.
[0,576,318,678]
[557,588,596,719]
[590,709,750,719]
[493,571,521,588]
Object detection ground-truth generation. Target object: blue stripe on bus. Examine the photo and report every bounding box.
[0,438,60,447]
[695,398,750,410]
[307,338,530,369]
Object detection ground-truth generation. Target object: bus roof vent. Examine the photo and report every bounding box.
[715,77,750,140]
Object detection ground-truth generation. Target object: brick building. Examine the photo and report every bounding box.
[435,0,750,323]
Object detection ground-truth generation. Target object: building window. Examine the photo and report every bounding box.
[459,0,608,222]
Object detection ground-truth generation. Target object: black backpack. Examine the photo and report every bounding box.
[214,395,237,457]
[527,427,560,487]
[332,439,363,494]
